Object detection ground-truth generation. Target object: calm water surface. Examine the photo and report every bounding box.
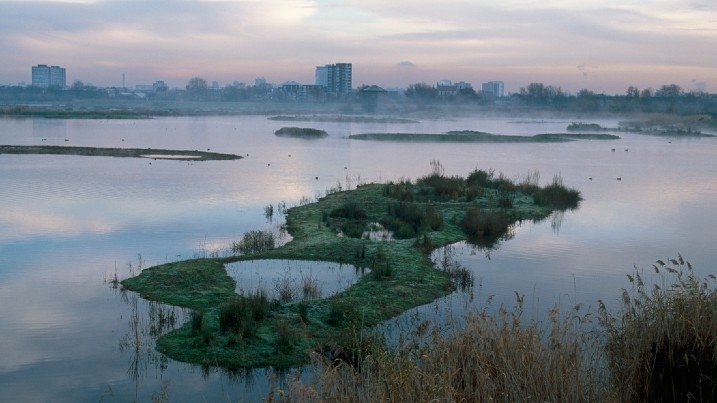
[1,115,716,401]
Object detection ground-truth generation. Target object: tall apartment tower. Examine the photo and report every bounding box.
[315,63,352,96]
[481,81,504,98]
[32,64,66,88]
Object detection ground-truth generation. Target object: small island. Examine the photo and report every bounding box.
[349,130,620,142]
[0,145,242,161]
[121,164,581,368]
[274,126,328,139]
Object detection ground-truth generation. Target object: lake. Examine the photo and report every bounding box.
[1,114,716,401]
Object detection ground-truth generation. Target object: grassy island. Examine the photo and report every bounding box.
[0,145,242,161]
[274,127,328,138]
[349,130,620,142]
[121,165,581,368]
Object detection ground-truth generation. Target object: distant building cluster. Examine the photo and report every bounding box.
[25,62,508,105]
[31,64,66,88]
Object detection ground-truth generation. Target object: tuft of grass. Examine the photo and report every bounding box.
[219,289,270,337]
[599,256,717,402]
[301,272,321,300]
[459,207,515,249]
[532,174,582,210]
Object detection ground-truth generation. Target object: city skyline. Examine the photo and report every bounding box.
[1,1,715,95]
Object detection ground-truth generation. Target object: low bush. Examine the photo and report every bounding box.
[219,290,270,337]
[531,174,581,210]
[381,202,443,239]
[459,207,514,248]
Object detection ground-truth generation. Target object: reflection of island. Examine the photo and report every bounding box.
[121,162,580,369]
[0,145,242,161]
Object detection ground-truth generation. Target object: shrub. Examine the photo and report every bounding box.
[190,310,204,335]
[460,207,514,248]
[531,174,581,210]
[381,202,443,239]
[327,299,356,327]
[370,248,392,280]
[219,290,270,337]
[416,173,465,201]
[275,320,299,354]
[330,202,367,220]
[599,256,717,402]
[382,179,415,202]
[231,230,276,255]
[466,168,493,188]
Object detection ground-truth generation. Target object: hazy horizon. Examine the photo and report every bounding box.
[1,1,715,95]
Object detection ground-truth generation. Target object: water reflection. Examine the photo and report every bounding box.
[2,115,716,401]
[225,260,366,301]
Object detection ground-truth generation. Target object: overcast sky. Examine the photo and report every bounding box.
[1,0,715,94]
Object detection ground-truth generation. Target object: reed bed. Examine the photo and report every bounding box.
[267,256,717,402]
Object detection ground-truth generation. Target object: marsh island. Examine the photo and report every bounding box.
[121,165,581,368]
[0,145,242,161]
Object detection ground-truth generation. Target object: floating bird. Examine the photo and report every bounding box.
[616,177,622,181]
[267,163,271,166]
[611,148,615,152]
[589,177,592,181]
[624,148,629,152]
[315,176,319,180]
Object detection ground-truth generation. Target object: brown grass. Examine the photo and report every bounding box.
[267,256,717,402]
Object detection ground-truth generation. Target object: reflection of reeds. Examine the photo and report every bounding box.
[435,245,474,291]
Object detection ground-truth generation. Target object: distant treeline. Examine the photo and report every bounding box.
[1,80,715,116]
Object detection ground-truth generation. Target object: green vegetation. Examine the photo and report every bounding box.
[274,127,328,138]
[121,164,580,368]
[0,145,242,161]
[267,256,716,402]
[567,122,606,131]
[349,130,620,142]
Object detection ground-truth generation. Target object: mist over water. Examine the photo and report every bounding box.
[1,114,715,401]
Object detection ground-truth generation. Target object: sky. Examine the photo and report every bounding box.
[0,0,715,94]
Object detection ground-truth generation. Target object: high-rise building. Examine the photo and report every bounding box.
[315,63,352,96]
[481,81,504,98]
[32,64,66,88]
